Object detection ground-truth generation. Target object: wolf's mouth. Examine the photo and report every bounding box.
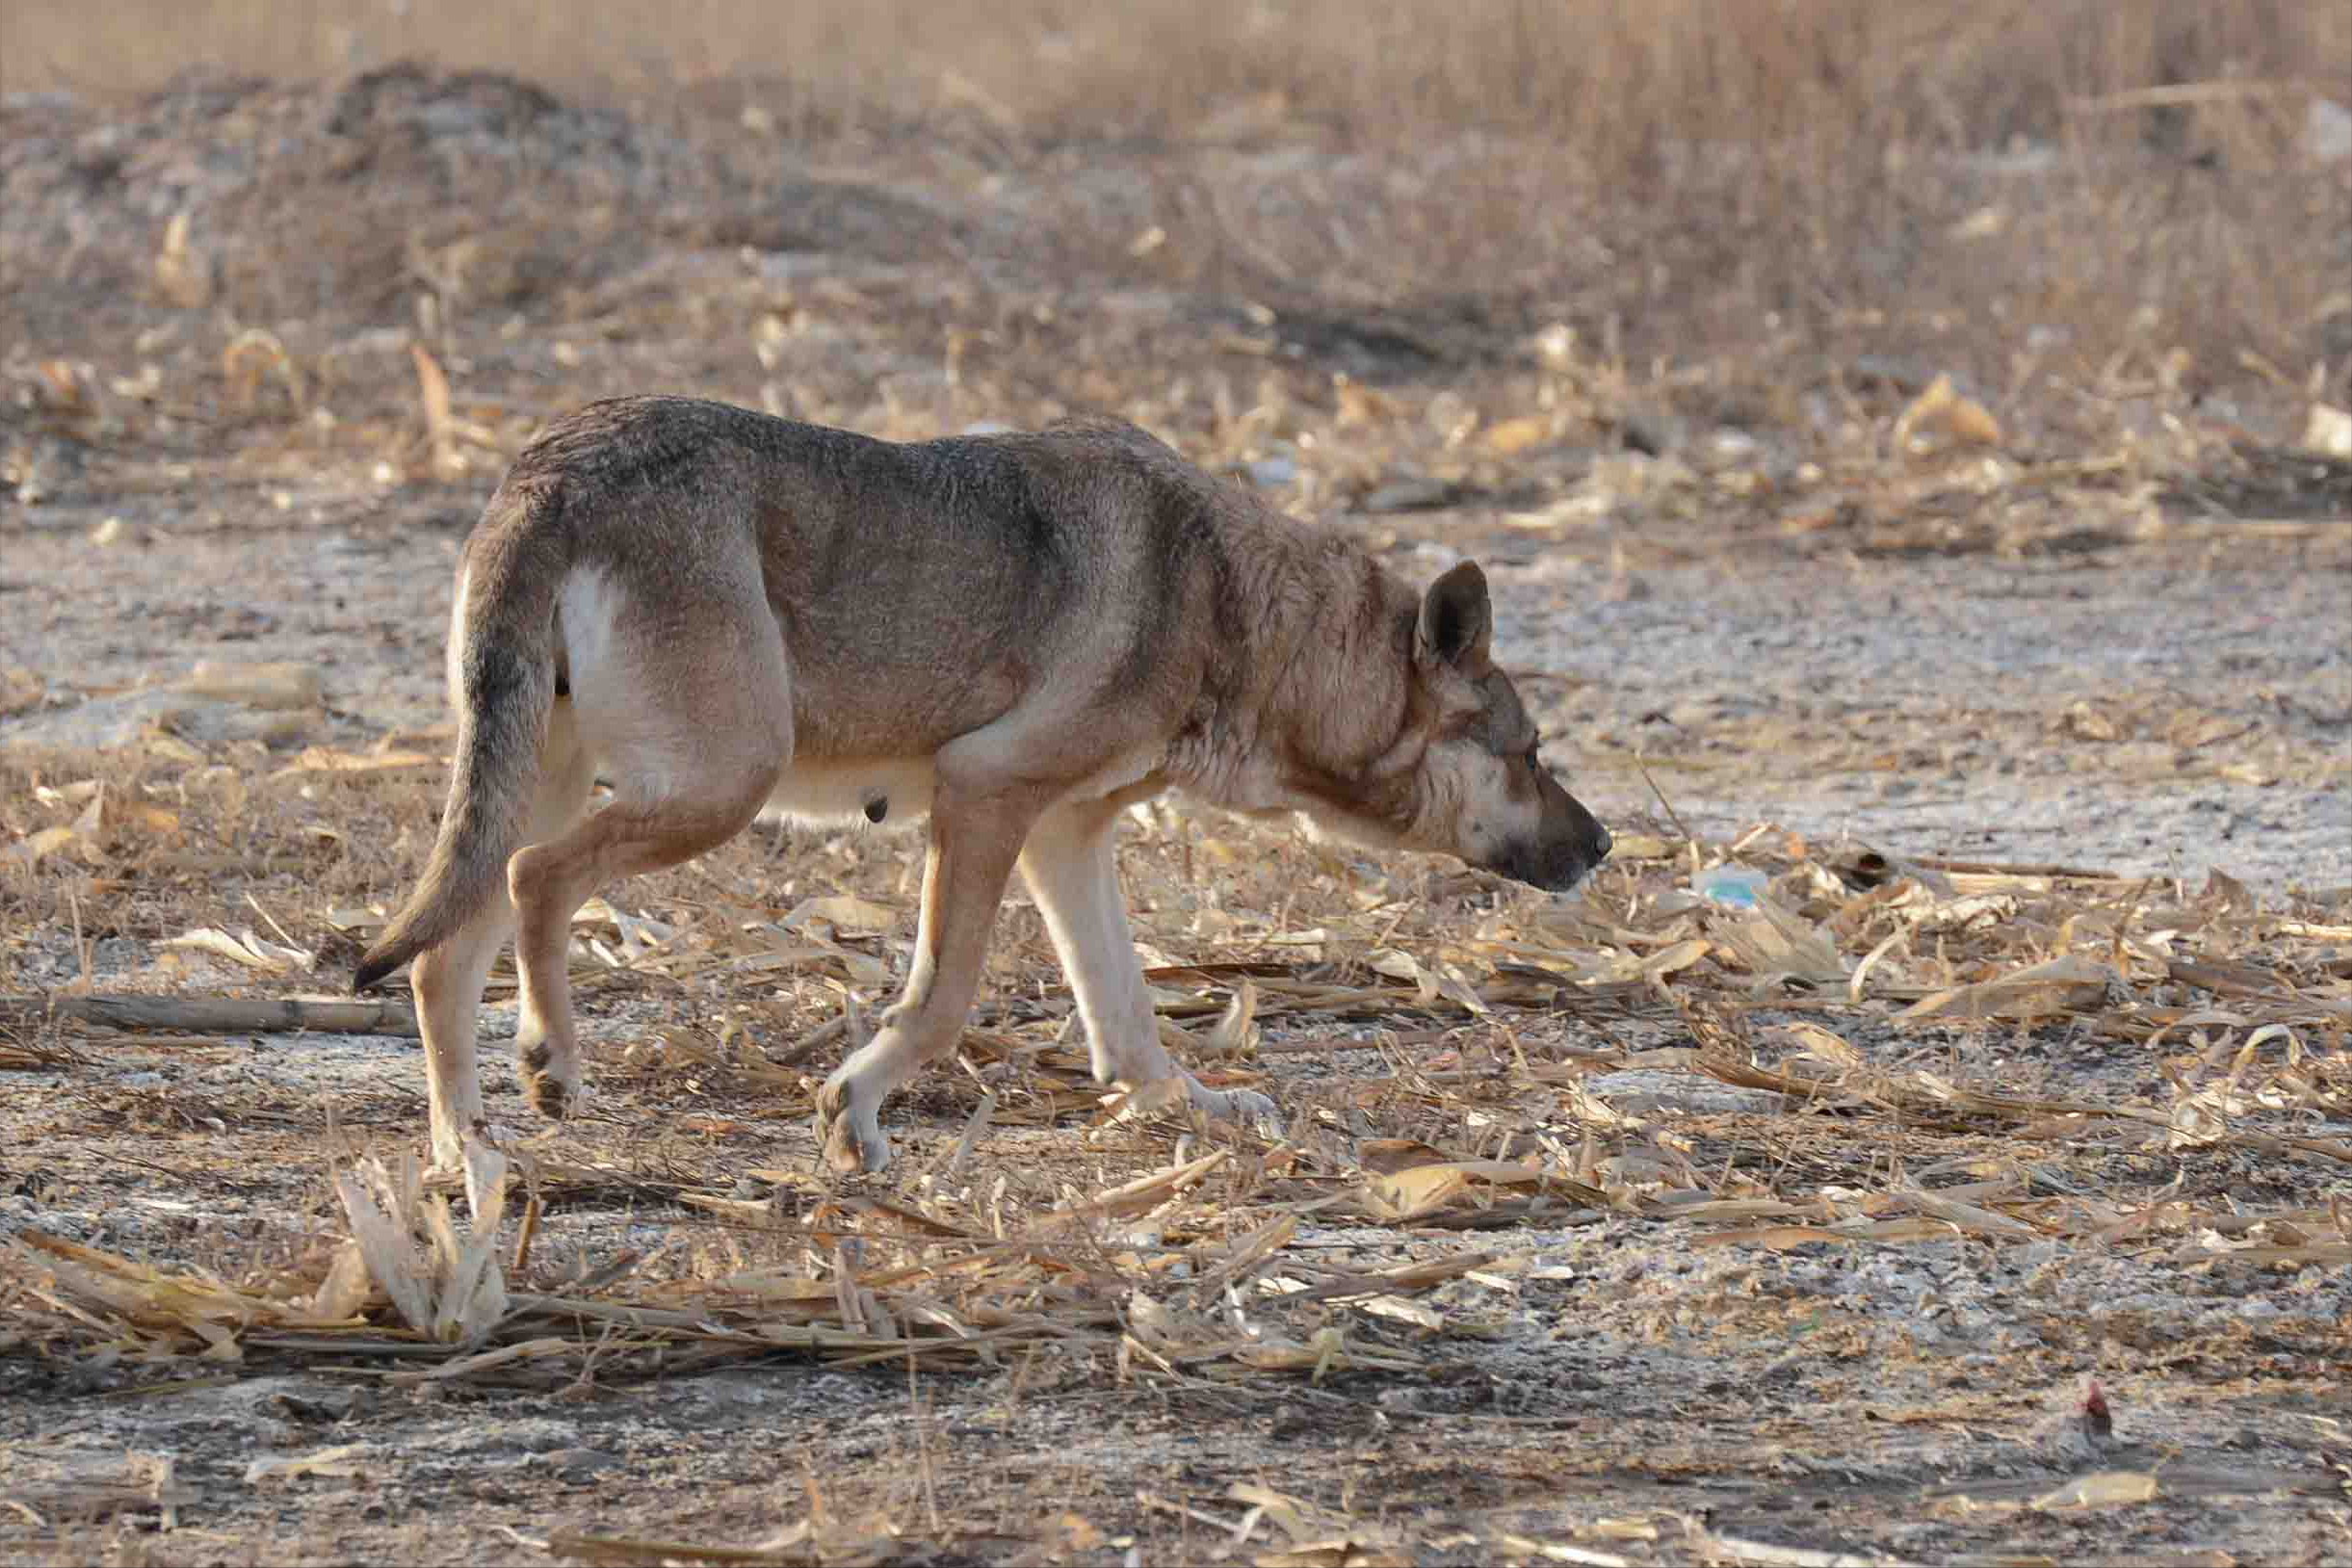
[1493,820,1612,892]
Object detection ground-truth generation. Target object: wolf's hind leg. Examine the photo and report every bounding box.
[509,585,791,1128]
[411,896,513,1174]
[409,700,593,1170]
[500,697,604,1121]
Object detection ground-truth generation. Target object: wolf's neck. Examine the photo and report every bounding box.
[1166,534,1413,818]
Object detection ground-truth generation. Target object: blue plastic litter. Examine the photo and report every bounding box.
[1694,865,1769,909]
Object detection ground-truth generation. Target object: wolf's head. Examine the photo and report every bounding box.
[1294,561,1611,893]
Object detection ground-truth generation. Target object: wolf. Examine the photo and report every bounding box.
[353,396,1610,1174]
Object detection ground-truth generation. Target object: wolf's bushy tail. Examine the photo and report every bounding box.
[353,480,566,992]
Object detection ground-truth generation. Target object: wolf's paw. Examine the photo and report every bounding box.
[1109,1078,1285,1144]
[1192,1084,1285,1142]
[815,1074,892,1175]
[517,1041,582,1119]
[428,1121,519,1184]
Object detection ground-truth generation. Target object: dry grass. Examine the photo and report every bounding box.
[3,0,2347,404]
[4,725,2348,1556]
[7,0,2341,152]
[3,523,2347,1556]
[7,727,2348,1312]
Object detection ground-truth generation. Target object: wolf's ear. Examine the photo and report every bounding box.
[1416,561,1492,670]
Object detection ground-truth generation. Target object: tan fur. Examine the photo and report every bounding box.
[354,397,1610,1174]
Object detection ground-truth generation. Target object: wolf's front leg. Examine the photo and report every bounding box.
[815,786,1039,1173]
[1016,798,1284,1140]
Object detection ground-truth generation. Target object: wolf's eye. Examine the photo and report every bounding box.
[1523,744,1543,770]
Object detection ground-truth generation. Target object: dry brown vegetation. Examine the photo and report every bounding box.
[4,739,2351,1561]
[5,0,2349,407]
[10,0,2343,163]
[4,2,2352,1564]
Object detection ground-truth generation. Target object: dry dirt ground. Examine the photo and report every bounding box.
[4,65,2351,1568]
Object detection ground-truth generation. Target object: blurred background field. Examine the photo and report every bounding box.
[4,0,2347,442]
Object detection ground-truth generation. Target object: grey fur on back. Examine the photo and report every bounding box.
[484,397,1400,771]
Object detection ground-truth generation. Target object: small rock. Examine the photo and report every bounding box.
[2304,97,2352,163]
[543,1447,620,1483]
[1696,428,1760,468]
[1243,452,1297,487]
[1618,414,1672,457]
[1361,475,1473,513]
[2027,1373,2123,1465]
[2078,1375,2113,1441]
